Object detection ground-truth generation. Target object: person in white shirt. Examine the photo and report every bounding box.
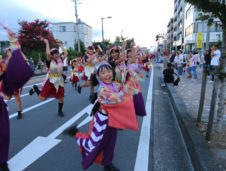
[177,50,184,77]
[62,54,68,83]
[210,44,221,81]
[211,44,221,66]
[174,52,179,70]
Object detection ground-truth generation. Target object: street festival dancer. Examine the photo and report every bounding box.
[65,62,139,171]
[77,46,99,100]
[0,47,24,119]
[29,38,68,117]
[70,59,80,88]
[0,25,33,171]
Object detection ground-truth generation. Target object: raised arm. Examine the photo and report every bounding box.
[99,49,110,62]
[56,40,68,60]
[131,39,136,63]
[114,40,127,65]
[41,38,51,61]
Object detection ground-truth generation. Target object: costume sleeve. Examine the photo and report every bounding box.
[98,86,123,105]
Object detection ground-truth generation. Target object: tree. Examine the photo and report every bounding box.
[113,36,121,46]
[74,40,85,55]
[93,39,112,52]
[185,0,226,52]
[18,19,56,53]
[185,0,226,139]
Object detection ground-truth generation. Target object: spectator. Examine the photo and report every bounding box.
[191,50,198,79]
[210,44,221,81]
[177,50,184,77]
[29,57,34,72]
[169,50,175,63]
[174,51,179,70]
[161,63,174,86]
[37,55,42,72]
[187,52,192,78]
[204,48,211,66]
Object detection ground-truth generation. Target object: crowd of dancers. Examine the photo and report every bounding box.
[0,25,152,171]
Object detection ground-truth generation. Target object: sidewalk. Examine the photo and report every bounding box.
[172,66,226,169]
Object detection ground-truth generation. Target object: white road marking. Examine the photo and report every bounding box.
[6,93,29,102]
[77,115,93,128]
[6,76,70,102]
[23,82,42,89]
[134,66,154,171]
[8,104,93,171]
[48,104,93,139]
[9,98,55,119]
[8,137,61,171]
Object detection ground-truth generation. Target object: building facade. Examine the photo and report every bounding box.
[173,0,185,51]
[167,18,174,52]
[51,21,92,49]
[184,3,222,53]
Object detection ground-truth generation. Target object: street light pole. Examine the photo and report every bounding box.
[101,16,112,42]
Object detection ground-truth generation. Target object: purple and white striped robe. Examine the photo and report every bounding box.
[75,111,117,170]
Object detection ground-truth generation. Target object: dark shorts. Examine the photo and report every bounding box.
[63,66,68,71]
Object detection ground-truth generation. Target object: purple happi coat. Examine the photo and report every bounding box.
[0,96,9,164]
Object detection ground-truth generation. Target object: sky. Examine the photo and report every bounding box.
[0,0,174,47]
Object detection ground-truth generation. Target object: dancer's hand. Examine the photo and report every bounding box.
[41,37,49,44]
[56,39,63,47]
[130,38,135,47]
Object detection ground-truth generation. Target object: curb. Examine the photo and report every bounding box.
[166,83,221,171]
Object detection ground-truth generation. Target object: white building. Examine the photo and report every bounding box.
[184,3,222,53]
[173,0,185,50]
[167,18,174,52]
[51,21,92,49]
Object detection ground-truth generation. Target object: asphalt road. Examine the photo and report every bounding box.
[6,64,194,171]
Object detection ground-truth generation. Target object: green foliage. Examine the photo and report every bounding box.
[196,13,214,26]
[23,51,46,65]
[186,0,226,52]
[74,40,86,54]
[93,39,112,52]
[125,39,133,50]
[185,0,226,23]
[114,36,121,46]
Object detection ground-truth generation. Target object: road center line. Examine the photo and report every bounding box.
[8,104,93,171]
[134,66,154,171]
[9,98,55,119]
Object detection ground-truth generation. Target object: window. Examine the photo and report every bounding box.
[197,22,203,32]
[195,21,222,33]
[186,6,192,20]
[185,23,194,37]
[178,33,182,40]
[59,26,66,32]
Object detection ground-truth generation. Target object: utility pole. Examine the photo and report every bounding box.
[74,0,80,52]
[101,18,104,42]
